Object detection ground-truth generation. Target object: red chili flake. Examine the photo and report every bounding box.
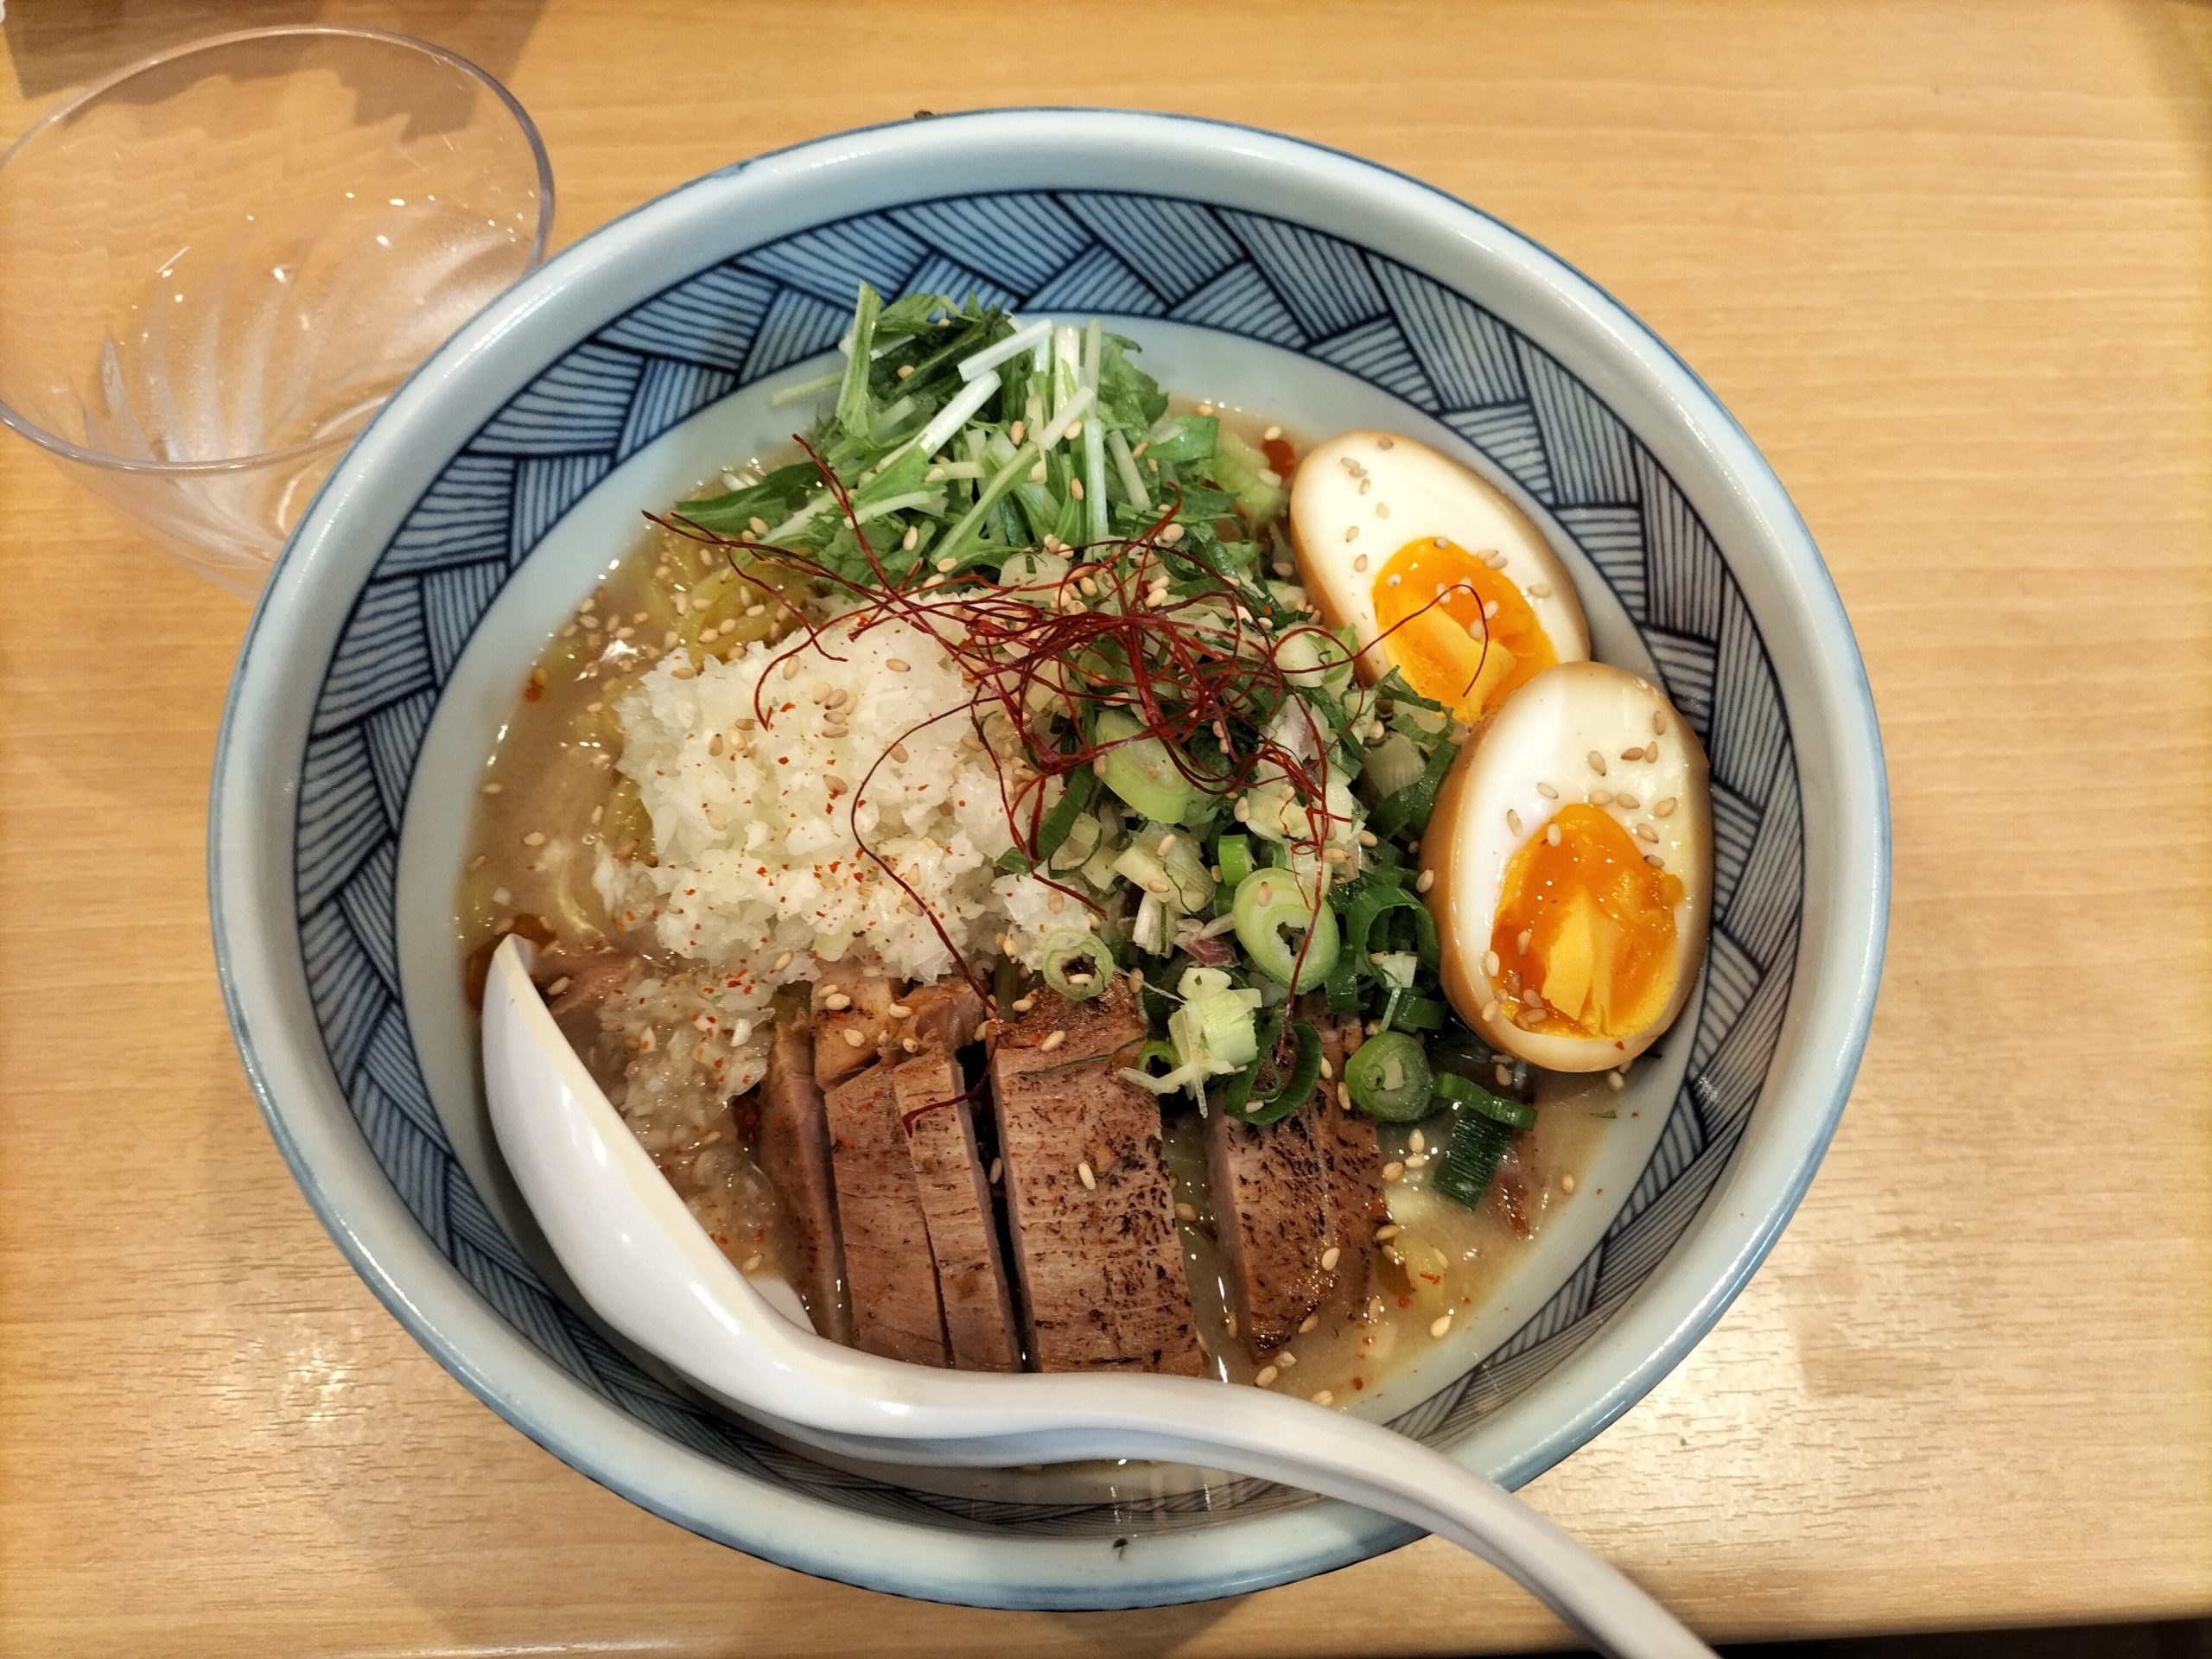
[1351,1376,1364,1391]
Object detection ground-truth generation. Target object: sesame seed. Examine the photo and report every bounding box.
[1615,791,1639,809]
[1077,1160,1096,1190]
[1516,1007,1548,1031]
[1224,1311,1238,1338]
[1352,553,1369,572]
[1011,995,1036,1014]
[1495,1062,1514,1087]
[1483,950,1502,977]
[988,1158,1003,1184]
[1415,868,1435,893]
[480,781,503,796]
[886,658,911,672]
[1343,524,1359,543]
[1607,1070,1626,1092]
[1299,1314,1319,1334]
[1506,808,1522,836]
[1175,1201,1198,1222]
[522,830,547,848]
[742,1254,764,1272]
[1517,928,1534,952]
[1646,852,1665,868]
[1587,749,1607,775]
[1591,788,1613,807]
[1040,1030,1067,1052]
[1652,710,1669,734]
[1029,461,1048,483]
[773,951,793,971]
[1376,502,1391,519]
[1255,1365,1279,1388]
[1480,1000,1501,1022]
[1322,846,1349,863]
[1275,1350,1297,1369]
[1157,833,1178,855]
[886,1002,912,1020]
[1309,1389,1333,1406]
[842,1028,868,1049]
[1546,823,1562,847]
[1635,822,1660,842]
[1196,402,1215,416]
[1430,1313,1453,1338]
[1382,1160,1405,1182]
[1483,550,1508,569]
[1537,780,1559,799]
[782,658,801,680]
[901,1036,920,1053]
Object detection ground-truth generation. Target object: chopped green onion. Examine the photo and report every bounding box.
[1223,1015,1325,1125]
[1231,869,1341,992]
[1431,1072,1538,1132]
[1215,833,1255,888]
[1361,732,1426,800]
[1040,929,1112,1000]
[1370,736,1460,840]
[1344,1030,1433,1122]
[1094,709,1194,823]
[1389,995,1448,1032]
[1047,812,1102,872]
[1433,1109,1518,1210]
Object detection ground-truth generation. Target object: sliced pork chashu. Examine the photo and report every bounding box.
[1205,1101,1333,1355]
[893,1047,1020,1372]
[823,1064,948,1366]
[989,984,1203,1375]
[758,1017,850,1342]
[813,968,896,1088]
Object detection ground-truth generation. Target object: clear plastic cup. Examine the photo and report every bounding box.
[0,27,553,594]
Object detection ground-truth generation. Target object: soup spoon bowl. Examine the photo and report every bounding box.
[482,935,1714,1659]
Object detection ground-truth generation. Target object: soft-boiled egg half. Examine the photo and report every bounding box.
[1290,430,1590,724]
[1420,662,1712,1072]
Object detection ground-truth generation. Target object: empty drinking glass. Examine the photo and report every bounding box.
[0,27,553,594]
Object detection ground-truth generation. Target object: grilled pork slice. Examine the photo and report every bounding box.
[1319,1095,1386,1319]
[989,984,1203,1375]
[893,1049,1020,1372]
[1205,1100,1333,1356]
[813,968,896,1088]
[823,1064,948,1366]
[888,978,988,1059]
[757,1018,849,1343]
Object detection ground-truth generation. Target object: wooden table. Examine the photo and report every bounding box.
[3,2,2207,1652]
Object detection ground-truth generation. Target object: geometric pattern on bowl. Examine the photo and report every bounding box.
[293,191,1800,1533]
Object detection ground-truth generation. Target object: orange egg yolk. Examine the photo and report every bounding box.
[1371,537,1557,721]
[1491,804,1684,1042]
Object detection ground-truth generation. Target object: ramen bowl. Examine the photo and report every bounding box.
[210,109,1887,1610]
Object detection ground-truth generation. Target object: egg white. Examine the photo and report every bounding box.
[1420,661,1712,1072]
[1288,429,1590,690]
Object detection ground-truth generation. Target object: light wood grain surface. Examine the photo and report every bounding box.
[3,2,2208,1654]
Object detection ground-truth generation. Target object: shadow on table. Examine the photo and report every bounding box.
[3,0,545,100]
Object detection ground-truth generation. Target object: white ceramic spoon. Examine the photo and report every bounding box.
[482,936,1713,1657]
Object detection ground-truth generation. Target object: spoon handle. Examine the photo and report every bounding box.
[1132,1407,1714,1659]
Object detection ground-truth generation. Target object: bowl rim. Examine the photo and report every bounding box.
[209,106,1890,1608]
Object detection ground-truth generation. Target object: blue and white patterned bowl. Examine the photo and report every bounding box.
[211,110,1888,1609]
